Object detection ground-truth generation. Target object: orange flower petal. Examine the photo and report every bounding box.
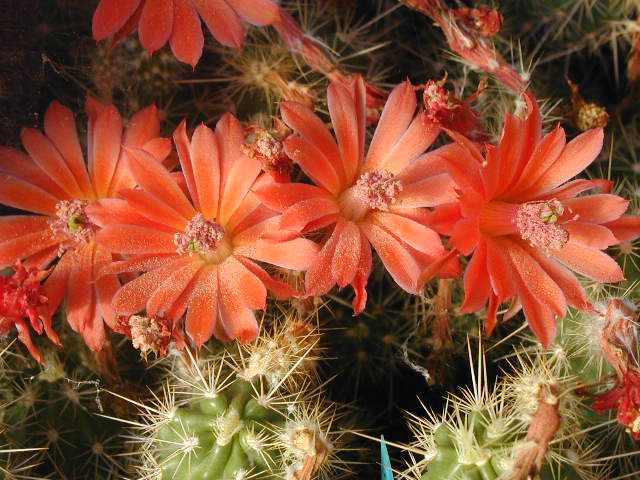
[147,260,203,317]
[92,0,141,40]
[459,240,490,313]
[89,105,123,197]
[563,194,629,224]
[119,188,188,231]
[139,0,173,52]
[366,80,418,171]
[0,229,64,268]
[44,101,93,197]
[193,0,244,48]
[96,224,177,254]
[227,0,280,26]
[327,78,365,184]
[189,123,220,218]
[283,136,342,195]
[331,220,361,288]
[553,242,624,283]
[169,0,203,67]
[604,215,640,243]
[185,265,218,346]
[280,197,339,233]
[125,146,196,219]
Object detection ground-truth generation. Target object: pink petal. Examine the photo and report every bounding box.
[564,222,619,249]
[503,238,567,318]
[147,260,203,317]
[284,136,341,195]
[331,221,361,288]
[126,147,196,220]
[485,113,524,198]
[118,188,188,231]
[43,250,74,317]
[193,0,244,48]
[112,257,191,314]
[227,0,280,25]
[186,265,218,346]
[138,0,174,53]
[370,212,444,255]
[374,112,440,175]
[21,127,83,198]
[96,224,177,254]
[92,0,141,40]
[253,182,333,212]
[169,0,204,67]
[0,147,67,199]
[0,173,60,215]
[327,78,365,184]
[237,257,298,299]
[44,101,93,197]
[437,143,485,195]
[527,128,604,196]
[0,216,52,243]
[189,123,220,218]
[305,224,342,296]
[366,80,417,171]
[86,198,175,232]
[361,222,422,293]
[509,126,565,200]
[563,194,629,224]
[604,215,640,243]
[0,229,64,268]
[173,120,198,205]
[280,198,339,233]
[451,218,480,256]
[65,244,96,335]
[99,253,177,276]
[89,105,124,197]
[485,239,515,299]
[398,173,458,208]
[459,240,490,313]
[531,178,612,201]
[280,101,344,184]
[553,242,624,283]
[235,236,319,270]
[522,241,589,310]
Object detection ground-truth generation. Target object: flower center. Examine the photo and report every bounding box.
[174,213,226,255]
[354,170,402,211]
[514,199,569,251]
[51,199,96,244]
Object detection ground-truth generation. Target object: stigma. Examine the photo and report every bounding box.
[174,213,225,255]
[514,199,569,251]
[50,199,96,243]
[354,170,402,211]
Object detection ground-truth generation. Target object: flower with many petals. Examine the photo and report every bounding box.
[436,93,640,346]
[90,113,318,346]
[0,99,170,351]
[255,77,460,314]
[92,0,281,67]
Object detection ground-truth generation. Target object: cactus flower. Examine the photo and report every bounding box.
[254,76,460,314]
[437,92,640,347]
[90,113,319,346]
[92,0,281,67]
[0,99,170,351]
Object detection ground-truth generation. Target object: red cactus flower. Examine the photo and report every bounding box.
[254,77,460,314]
[92,0,281,67]
[0,99,170,351]
[437,93,640,347]
[593,369,640,439]
[89,113,319,346]
[0,262,53,363]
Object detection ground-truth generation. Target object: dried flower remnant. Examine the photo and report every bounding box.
[92,114,318,346]
[401,0,527,92]
[128,315,172,358]
[241,125,293,182]
[568,79,609,132]
[255,77,459,314]
[421,77,487,140]
[92,0,281,67]
[435,92,640,346]
[0,99,169,351]
[0,262,56,363]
